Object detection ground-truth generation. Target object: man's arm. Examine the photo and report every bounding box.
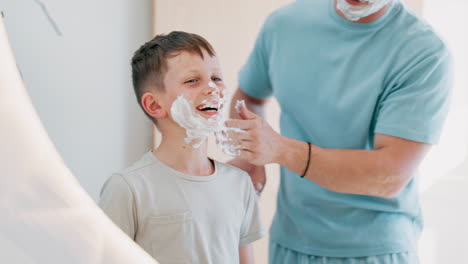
[277,134,431,198]
[239,244,254,264]
[226,90,432,198]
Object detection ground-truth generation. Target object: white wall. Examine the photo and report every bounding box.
[418,0,468,262]
[0,0,153,200]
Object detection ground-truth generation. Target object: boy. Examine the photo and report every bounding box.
[99,31,264,264]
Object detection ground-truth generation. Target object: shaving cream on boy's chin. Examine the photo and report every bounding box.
[170,93,247,157]
[170,94,224,148]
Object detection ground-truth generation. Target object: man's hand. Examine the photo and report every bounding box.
[228,158,266,195]
[225,101,283,166]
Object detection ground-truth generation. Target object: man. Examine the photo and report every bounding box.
[225,0,453,263]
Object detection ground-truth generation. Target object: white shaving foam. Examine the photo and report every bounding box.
[235,100,245,114]
[216,99,249,156]
[171,95,224,148]
[170,88,246,154]
[336,0,390,21]
[208,81,220,96]
[215,127,245,156]
[208,81,217,88]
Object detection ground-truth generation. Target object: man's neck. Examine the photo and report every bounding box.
[335,0,393,23]
[153,136,214,176]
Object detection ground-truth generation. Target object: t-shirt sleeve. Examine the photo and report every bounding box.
[374,46,453,144]
[238,16,274,99]
[99,174,137,239]
[239,173,265,246]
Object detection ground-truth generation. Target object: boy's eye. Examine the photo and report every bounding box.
[185,79,198,84]
[212,77,222,82]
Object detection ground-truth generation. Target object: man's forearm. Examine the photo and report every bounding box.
[276,136,427,198]
[229,88,406,198]
[228,89,430,198]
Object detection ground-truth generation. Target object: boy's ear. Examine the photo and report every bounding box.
[141,92,168,119]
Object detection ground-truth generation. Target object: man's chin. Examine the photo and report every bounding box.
[345,0,369,6]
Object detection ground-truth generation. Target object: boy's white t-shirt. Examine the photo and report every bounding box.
[99,151,264,264]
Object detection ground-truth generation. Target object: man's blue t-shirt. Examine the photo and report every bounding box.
[238,0,452,257]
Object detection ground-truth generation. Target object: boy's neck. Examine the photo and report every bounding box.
[153,138,214,176]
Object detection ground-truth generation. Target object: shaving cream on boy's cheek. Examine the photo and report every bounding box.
[170,89,246,153]
[169,81,223,148]
[170,95,223,148]
[169,77,247,154]
[336,0,391,21]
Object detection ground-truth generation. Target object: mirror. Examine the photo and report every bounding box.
[0,12,158,264]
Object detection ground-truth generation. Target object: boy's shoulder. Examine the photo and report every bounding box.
[113,151,158,183]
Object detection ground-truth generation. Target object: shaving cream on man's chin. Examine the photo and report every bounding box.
[336,0,391,21]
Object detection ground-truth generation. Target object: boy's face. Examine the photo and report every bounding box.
[158,49,226,121]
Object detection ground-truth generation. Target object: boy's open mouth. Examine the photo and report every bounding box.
[196,101,220,115]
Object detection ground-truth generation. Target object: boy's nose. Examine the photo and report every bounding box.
[206,81,220,96]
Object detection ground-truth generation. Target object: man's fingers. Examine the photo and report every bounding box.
[225,130,251,141]
[238,141,255,151]
[221,141,254,152]
[237,149,254,161]
[225,119,255,130]
[237,100,257,120]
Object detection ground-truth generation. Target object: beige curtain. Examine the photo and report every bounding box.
[405,0,423,14]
